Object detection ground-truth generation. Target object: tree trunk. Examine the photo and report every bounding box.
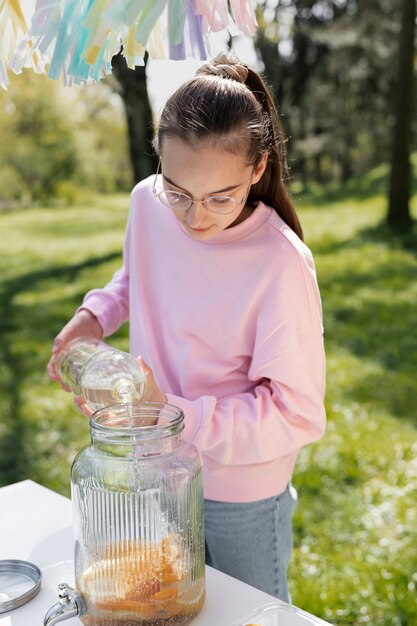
[387,0,416,228]
[111,51,157,184]
[339,139,353,183]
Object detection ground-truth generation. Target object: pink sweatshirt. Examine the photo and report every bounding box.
[81,175,326,502]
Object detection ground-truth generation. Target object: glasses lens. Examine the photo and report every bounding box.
[159,191,191,210]
[205,196,237,214]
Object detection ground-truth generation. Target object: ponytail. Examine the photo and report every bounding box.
[244,68,303,240]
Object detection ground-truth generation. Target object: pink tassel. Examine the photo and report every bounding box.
[193,0,228,32]
[229,0,257,36]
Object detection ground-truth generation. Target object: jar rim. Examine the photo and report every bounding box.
[90,401,184,439]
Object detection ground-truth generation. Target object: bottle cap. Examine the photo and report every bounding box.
[0,560,42,613]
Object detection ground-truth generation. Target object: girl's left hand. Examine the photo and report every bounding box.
[138,357,167,404]
[74,357,167,418]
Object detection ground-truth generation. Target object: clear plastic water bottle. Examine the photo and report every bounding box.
[55,337,147,411]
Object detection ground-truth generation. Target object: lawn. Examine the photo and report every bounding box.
[0,174,416,625]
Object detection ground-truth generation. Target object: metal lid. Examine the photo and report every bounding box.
[0,560,42,613]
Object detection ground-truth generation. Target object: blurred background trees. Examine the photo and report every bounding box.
[0,68,132,207]
[0,0,415,220]
[255,0,416,226]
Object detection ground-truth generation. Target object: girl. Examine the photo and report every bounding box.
[48,52,326,603]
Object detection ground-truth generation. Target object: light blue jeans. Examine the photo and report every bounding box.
[204,483,297,603]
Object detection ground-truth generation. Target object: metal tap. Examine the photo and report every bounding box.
[44,583,86,625]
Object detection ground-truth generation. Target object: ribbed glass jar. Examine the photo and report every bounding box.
[71,403,205,626]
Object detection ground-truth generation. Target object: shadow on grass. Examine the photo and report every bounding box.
[313,220,417,257]
[0,251,121,487]
[325,300,417,428]
[357,221,417,254]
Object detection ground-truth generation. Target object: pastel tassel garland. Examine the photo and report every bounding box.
[0,0,258,87]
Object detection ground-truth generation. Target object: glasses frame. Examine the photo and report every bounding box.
[152,160,253,215]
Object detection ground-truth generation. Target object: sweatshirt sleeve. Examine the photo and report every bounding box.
[79,201,133,337]
[166,329,326,466]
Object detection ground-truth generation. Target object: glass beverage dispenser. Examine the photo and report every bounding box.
[44,403,205,626]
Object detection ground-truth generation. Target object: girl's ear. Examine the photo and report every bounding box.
[252,152,269,185]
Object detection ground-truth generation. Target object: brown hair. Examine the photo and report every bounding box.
[153,53,303,240]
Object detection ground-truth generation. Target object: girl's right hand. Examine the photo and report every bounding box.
[47,308,103,390]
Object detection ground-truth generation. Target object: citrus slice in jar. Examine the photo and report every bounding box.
[93,597,156,619]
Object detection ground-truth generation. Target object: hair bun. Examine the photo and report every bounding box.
[196,53,249,83]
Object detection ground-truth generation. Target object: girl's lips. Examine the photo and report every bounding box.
[188,225,212,232]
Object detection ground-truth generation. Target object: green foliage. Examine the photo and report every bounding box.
[0,168,416,624]
[0,71,132,207]
[0,71,78,204]
[62,80,133,194]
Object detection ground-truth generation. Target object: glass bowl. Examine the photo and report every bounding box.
[232,602,331,626]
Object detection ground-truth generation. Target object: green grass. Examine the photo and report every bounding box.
[0,178,416,625]
[289,186,417,625]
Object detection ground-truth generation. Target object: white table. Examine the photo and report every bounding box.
[0,481,330,625]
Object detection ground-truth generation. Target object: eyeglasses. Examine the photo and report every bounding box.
[152,160,253,215]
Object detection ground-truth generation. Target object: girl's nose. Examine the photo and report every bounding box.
[187,200,207,224]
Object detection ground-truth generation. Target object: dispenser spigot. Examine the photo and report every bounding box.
[44,583,85,625]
